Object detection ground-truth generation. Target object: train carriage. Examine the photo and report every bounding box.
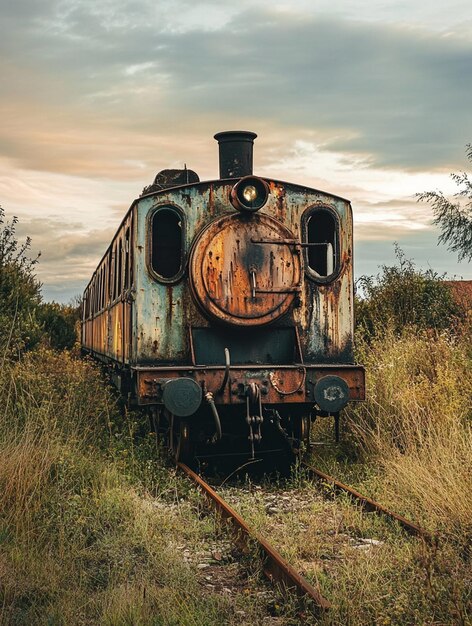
[82,131,365,464]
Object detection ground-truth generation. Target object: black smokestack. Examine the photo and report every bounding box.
[214,130,257,179]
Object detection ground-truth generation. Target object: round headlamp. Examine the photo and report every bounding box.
[242,185,258,203]
[230,176,269,213]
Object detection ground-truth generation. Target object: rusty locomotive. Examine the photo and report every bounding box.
[81,131,365,465]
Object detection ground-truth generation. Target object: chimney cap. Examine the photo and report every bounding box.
[214,130,257,142]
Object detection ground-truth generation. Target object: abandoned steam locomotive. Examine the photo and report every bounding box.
[81,131,365,464]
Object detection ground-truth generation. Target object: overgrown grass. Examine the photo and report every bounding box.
[346,327,472,538]
[0,349,273,625]
[300,324,472,624]
[2,325,472,624]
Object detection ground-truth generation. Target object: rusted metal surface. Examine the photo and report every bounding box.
[123,301,131,363]
[90,310,107,355]
[132,178,354,366]
[136,365,365,405]
[81,211,134,364]
[110,303,123,361]
[178,462,331,610]
[303,462,433,541]
[142,168,200,195]
[190,213,302,326]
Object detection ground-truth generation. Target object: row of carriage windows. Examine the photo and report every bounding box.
[84,226,133,318]
[85,205,339,317]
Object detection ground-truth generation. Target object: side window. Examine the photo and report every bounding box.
[303,207,339,281]
[129,217,134,289]
[124,228,130,291]
[107,256,111,304]
[108,253,112,303]
[98,269,102,312]
[117,238,123,297]
[150,207,185,281]
[112,244,118,301]
[101,266,105,309]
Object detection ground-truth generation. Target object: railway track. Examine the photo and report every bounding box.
[301,461,433,543]
[177,461,332,611]
[177,458,433,615]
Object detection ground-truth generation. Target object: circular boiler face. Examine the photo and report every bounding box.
[190,213,301,326]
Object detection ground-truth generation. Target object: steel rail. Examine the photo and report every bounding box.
[302,462,434,542]
[177,462,331,611]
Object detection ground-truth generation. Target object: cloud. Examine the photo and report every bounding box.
[14,215,115,297]
[0,4,471,179]
[157,13,471,170]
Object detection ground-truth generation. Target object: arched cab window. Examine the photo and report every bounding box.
[149,206,185,283]
[303,206,339,282]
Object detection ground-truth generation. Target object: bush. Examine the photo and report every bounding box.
[38,301,81,350]
[0,207,82,354]
[355,245,461,339]
[0,206,42,356]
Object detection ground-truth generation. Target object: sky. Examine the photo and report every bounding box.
[1,0,471,302]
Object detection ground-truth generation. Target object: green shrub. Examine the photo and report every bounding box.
[0,207,42,356]
[356,245,461,339]
[38,301,80,350]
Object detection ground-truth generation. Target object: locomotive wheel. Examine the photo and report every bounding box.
[170,416,194,464]
[292,415,311,449]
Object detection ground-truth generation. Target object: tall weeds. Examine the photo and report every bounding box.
[0,350,111,531]
[0,351,243,625]
[346,327,472,539]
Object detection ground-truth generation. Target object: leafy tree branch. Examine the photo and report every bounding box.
[417,145,472,262]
